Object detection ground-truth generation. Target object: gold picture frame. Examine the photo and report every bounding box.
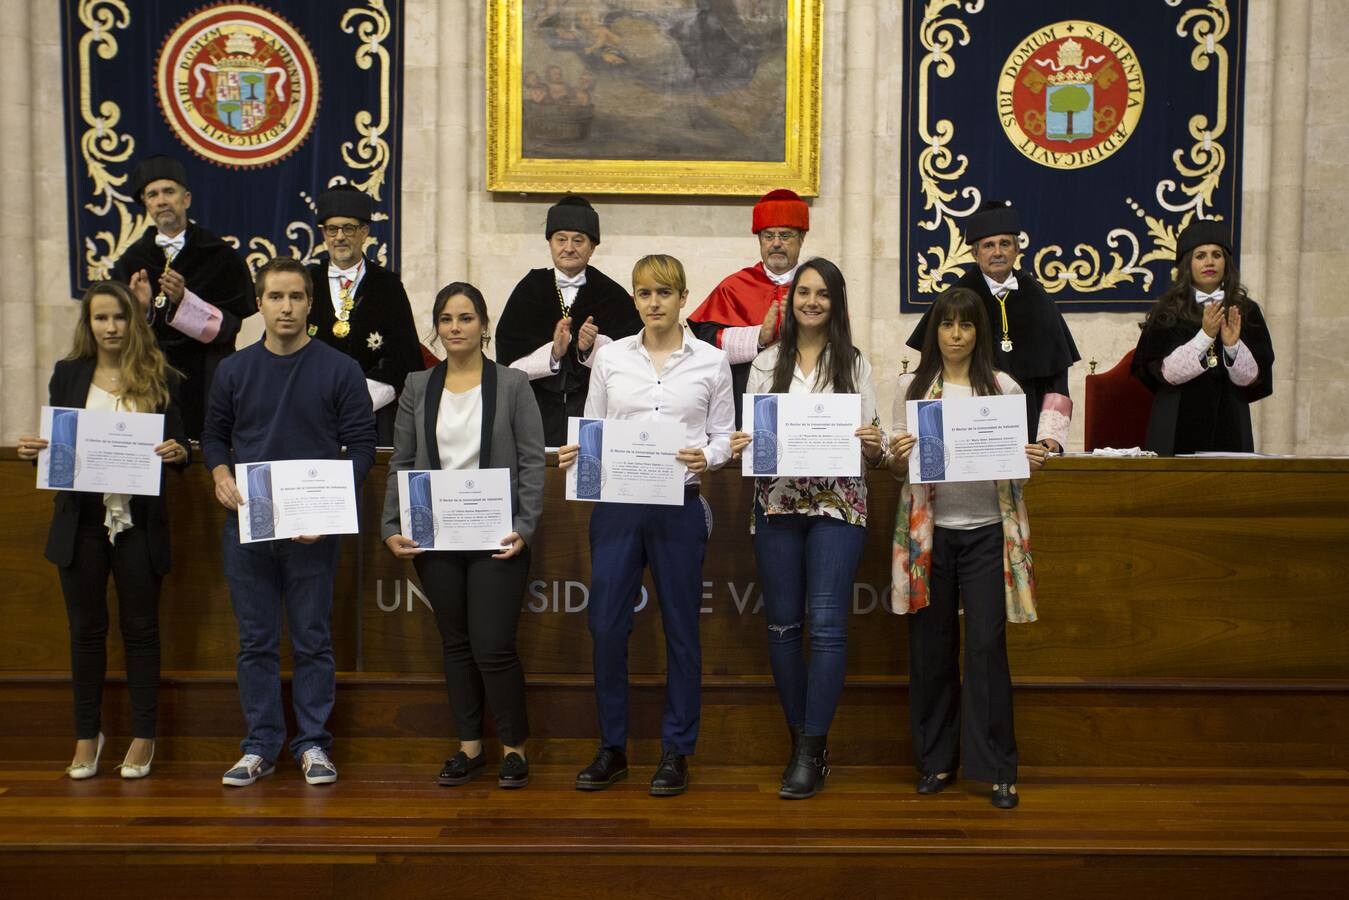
[487,0,821,196]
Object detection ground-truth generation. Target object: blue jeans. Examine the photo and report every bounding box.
[222,518,340,764]
[754,511,866,736]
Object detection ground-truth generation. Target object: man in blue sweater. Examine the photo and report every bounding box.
[201,257,377,788]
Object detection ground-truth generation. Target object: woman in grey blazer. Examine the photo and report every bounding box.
[383,282,545,788]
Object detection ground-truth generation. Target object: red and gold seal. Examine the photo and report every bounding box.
[997,21,1145,170]
[156,3,320,168]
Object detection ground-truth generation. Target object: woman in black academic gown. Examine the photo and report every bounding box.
[1132,220,1275,455]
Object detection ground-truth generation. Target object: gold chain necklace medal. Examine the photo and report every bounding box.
[333,267,360,338]
[555,282,572,319]
[153,245,176,309]
[1206,343,1219,368]
[996,290,1013,352]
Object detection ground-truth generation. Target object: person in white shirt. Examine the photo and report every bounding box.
[558,254,734,797]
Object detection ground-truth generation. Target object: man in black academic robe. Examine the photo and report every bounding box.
[906,200,1080,450]
[111,155,254,441]
[495,195,641,445]
[307,185,423,445]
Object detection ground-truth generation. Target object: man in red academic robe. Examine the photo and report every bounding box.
[687,188,810,425]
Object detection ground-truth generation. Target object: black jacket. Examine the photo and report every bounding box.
[41,357,189,575]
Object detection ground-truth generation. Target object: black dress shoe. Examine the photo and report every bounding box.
[779,733,829,800]
[991,783,1019,809]
[649,751,688,797]
[575,746,628,791]
[916,772,954,795]
[438,750,485,786]
[498,752,529,789]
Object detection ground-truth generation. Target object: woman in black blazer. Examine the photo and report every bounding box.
[16,281,189,779]
[383,282,545,789]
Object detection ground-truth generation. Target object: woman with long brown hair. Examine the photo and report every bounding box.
[16,281,189,779]
[888,286,1047,809]
[729,257,885,800]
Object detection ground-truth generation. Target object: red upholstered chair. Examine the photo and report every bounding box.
[420,344,440,369]
[1083,349,1155,451]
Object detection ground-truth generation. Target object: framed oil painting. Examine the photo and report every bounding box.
[487,0,821,196]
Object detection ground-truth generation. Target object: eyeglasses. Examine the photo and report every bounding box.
[758,229,801,244]
[321,223,365,238]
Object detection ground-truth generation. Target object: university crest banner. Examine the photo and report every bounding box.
[61,1,404,295]
[901,0,1247,312]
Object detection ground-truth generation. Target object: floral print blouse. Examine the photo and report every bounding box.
[746,345,880,530]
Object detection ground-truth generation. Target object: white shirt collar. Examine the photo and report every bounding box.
[763,262,799,286]
[329,259,364,282]
[631,325,695,358]
[555,268,587,289]
[155,232,185,254]
[983,272,1019,295]
[1194,288,1225,305]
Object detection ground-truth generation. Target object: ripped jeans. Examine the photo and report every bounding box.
[753,510,867,736]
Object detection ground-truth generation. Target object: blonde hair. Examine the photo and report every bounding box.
[631,254,687,294]
[66,281,174,412]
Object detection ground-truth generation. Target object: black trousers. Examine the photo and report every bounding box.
[56,519,162,740]
[413,549,531,746]
[907,523,1018,784]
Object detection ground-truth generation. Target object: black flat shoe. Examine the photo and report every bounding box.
[498,752,529,789]
[916,772,954,795]
[575,746,628,791]
[991,783,1019,809]
[649,751,688,797]
[437,750,485,786]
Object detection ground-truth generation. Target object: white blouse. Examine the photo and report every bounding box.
[435,384,482,470]
[85,384,134,541]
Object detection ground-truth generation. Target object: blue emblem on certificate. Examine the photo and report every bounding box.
[246,463,276,540]
[576,418,604,500]
[915,400,947,482]
[407,471,436,548]
[48,409,80,489]
[751,394,779,476]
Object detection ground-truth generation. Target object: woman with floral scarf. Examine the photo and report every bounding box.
[887,286,1048,809]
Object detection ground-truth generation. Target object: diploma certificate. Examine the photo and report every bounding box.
[235,459,359,543]
[398,468,514,551]
[906,394,1029,484]
[37,406,164,496]
[565,417,686,506]
[742,393,862,478]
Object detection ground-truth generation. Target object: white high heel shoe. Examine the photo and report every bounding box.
[119,741,155,779]
[66,733,105,780]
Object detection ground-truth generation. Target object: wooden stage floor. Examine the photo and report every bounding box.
[2,762,1347,898]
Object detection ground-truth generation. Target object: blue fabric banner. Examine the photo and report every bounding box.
[61,0,404,295]
[901,0,1247,312]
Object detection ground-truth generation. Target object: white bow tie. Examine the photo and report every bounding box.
[1195,288,1225,305]
[555,270,587,289]
[330,263,363,282]
[155,233,185,256]
[986,274,1019,295]
[765,264,798,287]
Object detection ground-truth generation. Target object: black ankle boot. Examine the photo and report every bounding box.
[779,733,829,799]
[782,724,802,784]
